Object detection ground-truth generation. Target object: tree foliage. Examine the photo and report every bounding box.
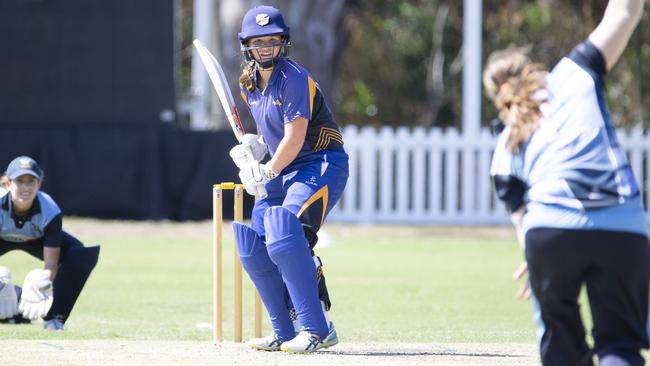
[337,0,650,128]
[337,0,463,127]
[178,1,650,129]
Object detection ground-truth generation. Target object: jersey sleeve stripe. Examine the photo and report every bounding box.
[308,76,317,115]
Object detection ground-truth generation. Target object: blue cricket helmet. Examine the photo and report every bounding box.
[238,5,290,43]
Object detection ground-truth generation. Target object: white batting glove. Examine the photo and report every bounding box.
[229,134,268,169]
[241,134,267,161]
[0,266,18,319]
[19,269,53,320]
[238,161,277,196]
[229,144,253,169]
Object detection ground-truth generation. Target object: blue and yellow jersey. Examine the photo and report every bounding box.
[239,58,344,162]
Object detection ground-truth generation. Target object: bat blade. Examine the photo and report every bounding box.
[193,39,246,141]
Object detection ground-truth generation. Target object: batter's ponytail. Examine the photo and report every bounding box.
[483,47,547,152]
[239,61,256,93]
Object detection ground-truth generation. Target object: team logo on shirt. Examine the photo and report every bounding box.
[272,99,283,106]
[306,175,318,186]
[256,14,270,26]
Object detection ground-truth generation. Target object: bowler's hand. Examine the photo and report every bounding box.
[512,261,531,300]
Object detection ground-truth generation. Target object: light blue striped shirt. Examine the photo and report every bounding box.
[490,41,647,235]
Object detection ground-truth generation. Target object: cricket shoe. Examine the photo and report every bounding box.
[246,332,283,351]
[43,318,65,331]
[280,321,338,353]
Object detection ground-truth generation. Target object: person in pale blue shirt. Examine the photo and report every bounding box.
[485,1,649,365]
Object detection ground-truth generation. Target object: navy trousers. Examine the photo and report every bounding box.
[526,228,649,366]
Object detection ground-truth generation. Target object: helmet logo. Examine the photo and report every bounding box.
[255,13,270,26]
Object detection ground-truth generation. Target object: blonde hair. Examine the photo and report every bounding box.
[239,61,256,93]
[483,47,548,152]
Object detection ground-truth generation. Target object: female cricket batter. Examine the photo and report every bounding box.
[228,5,348,353]
[0,156,99,331]
[485,0,649,365]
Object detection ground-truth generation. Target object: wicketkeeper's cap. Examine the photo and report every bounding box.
[6,156,44,180]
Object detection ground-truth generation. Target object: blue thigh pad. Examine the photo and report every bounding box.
[264,207,328,338]
[233,222,294,341]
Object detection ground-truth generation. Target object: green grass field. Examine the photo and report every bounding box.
[0,220,591,345]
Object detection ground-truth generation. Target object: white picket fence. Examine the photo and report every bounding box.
[328,125,650,225]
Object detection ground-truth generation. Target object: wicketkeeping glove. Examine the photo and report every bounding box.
[19,269,53,320]
[0,266,18,320]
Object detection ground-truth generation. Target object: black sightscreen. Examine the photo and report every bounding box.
[0,0,176,124]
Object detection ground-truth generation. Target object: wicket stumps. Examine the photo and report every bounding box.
[213,182,263,344]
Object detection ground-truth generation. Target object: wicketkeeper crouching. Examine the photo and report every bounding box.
[0,156,99,331]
